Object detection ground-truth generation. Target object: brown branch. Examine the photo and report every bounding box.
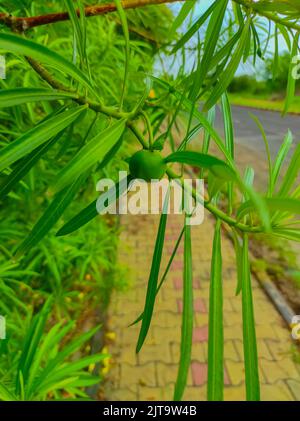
[0,0,185,32]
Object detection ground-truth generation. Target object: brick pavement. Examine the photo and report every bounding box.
[104,211,300,401]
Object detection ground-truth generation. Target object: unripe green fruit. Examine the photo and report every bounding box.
[129,150,167,181]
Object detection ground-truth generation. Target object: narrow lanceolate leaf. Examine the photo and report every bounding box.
[270,130,293,194]
[232,228,243,296]
[136,190,170,353]
[283,32,300,115]
[0,88,78,108]
[114,0,130,108]
[16,174,87,256]
[54,119,126,192]
[56,175,133,236]
[278,144,300,197]
[204,17,251,111]
[238,197,300,221]
[198,0,229,85]
[207,219,224,401]
[171,1,218,53]
[0,106,87,172]
[221,92,234,213]
[174,220,193,401]
[0,132,64,199]
[0,33,93,91]
[242,234,260,401]
[170,0,194,34]
[165,151,236,181]
[64,0,85,60]
[130,227,185,327]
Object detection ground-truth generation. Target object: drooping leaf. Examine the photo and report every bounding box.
[16,173,87,256]
[207,219,224,401]
[0,33,93,91]
[174,219,193,401]
[54,119,126,191]
[204,16,251,111]
[136,189,170,353]
[165,151,236,181]
[242,234,260,401]
[0,131,65,200]
[56,174,133,236]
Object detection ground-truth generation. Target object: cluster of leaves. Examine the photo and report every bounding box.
[0,0,300,402]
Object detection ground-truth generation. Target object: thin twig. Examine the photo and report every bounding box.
[0,0,185,32]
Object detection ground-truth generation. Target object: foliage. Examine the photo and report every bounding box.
[0,0,300,402]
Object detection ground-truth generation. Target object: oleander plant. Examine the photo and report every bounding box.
[0,0,300,401]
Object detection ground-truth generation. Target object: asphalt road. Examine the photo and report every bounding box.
[215,105,300,160]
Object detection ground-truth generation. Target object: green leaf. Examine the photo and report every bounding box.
[0,88,78,108]
[151,76,233,165]
[56,174,133,236]
[64,0,85,60]
[171,1,218,53]
[0,383,16,401]
[278,144,300,197]
[0,131,64,199]
[114,0,130,108]
[174,220,193,401]
[221,92,234,212]
[242,234,260,401]
[16,299,52,395]
[249,113,272,196]
[204,17,251,111]
[54,119,126,192]
[238,197,300,221]
[164,151,236,181]
[283,31,300,115]
[130,227,185,327]
[16,174,87,256]
[136,189,170,353]
[170,1,194,34]
[270,130,293,194]
[207,219,223,401]
[232,228,243,296]
[0,105,87,172]
[198,0,229,85]
[0,33,93,91]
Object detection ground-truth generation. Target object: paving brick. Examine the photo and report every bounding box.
[286,379,300,401]
[224,384,246,401]
[120,363,157,388]
[138,385,173,401]
[261,381,295,401]
[193,325,209,343]
[156,362,193,387]
[260,358,300,384]
[182,386,206,401]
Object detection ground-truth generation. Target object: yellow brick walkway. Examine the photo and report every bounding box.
[104,211,300,401]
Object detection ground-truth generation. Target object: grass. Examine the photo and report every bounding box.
[229,93,300,114]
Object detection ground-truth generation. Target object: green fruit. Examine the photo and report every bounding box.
[129,150,167,181]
